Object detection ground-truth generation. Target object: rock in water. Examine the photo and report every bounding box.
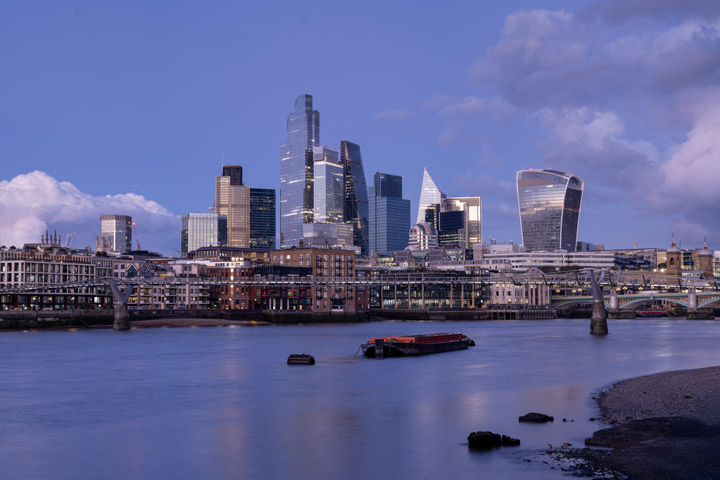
[467,431,501,449]
[519,412,554,423]
[468,431,520,449]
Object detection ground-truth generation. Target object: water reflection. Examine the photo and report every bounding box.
[0,319,719,479]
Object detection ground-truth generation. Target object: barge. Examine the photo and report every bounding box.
[360,332,474,358]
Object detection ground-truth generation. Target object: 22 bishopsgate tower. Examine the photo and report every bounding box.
[516,169,583,252]
[280,95,320,248]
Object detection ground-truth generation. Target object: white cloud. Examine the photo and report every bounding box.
[0,171,178,253]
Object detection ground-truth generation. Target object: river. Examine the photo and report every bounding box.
[1,318,719,479]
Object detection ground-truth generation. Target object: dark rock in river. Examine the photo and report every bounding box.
[467,431,520,449]
[519,412,554,423]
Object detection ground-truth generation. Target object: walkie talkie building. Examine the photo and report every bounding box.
[516,169,583,252]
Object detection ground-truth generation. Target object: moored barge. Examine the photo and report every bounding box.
[360,332,473,358]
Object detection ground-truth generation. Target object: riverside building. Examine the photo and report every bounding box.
[516,169,583,252]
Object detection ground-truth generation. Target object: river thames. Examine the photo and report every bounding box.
[1,318,719,479]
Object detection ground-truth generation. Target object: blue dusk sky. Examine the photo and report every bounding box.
[1,0,719,254]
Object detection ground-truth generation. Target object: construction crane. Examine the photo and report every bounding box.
[132,222,141,251]
[64,232,76,248]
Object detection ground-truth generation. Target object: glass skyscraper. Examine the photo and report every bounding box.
[312,146,343,223]
[416,167,445,224]
[369,173,411,252]
[100,215,132,253]
[280,95,320,248]
[181,213,227,254]
[516,168,584,252]
[441,196,482,248]
[250,188,276,249]
[341,141,369,256]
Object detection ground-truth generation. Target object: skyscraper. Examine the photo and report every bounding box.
[216,165,250,248]
[100,215,132,253]
[181,213,227,254]
[417,167,445,224]
[340,141,369,255]
[312,146,344,223]
[249,188,276,249]
[516,168,583,252]
[280,94,320,248]
[440,196,482,248]
[369,173,411,252]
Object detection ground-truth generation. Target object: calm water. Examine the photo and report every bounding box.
[1,318,720,479]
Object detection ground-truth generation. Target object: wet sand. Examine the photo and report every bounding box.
[568,366,720,479]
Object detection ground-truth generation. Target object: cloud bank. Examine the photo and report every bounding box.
[0,171,178,254]
[434,2,720,246]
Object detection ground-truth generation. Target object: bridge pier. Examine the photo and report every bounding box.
[589,270,608,335]
[104,279,134,331]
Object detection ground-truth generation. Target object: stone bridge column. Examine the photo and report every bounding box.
[589,270,608,335]
[687,287,698,311]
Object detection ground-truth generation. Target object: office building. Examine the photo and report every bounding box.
[302,222,353,249]
[408,223,439,250]
[341,141,369,256]
[216,165,250,248]
[312,146,343,223]
[440,196,482,248]
[249,188,276,250]
[280,94,320,248]
[417,167,445,225]
[516,169,583,252]
[181,213,227,255]
[100,215,132,254]
[369,173,411,252]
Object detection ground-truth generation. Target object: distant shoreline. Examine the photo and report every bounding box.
[567,366,720,479]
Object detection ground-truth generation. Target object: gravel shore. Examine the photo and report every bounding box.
[568,366,720,479]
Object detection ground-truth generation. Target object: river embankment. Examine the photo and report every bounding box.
[568,366,720,479]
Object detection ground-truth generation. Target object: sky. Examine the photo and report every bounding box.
[1,0,719,254]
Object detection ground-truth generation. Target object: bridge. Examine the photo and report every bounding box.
[552,291,720,310]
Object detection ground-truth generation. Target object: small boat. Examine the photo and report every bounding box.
[360,332,473,358]
[636,310,668,318]
[287,354,315,365]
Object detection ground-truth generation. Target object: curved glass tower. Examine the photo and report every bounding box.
[280,95,320,248]
[516,169,583,252]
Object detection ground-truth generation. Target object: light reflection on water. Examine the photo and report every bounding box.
[0,318,719,479]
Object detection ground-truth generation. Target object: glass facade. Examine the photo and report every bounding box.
[100,215,132,253]
[181,213,227,254]
[516,169,584,252]
[416,167,445,224]
[341,141,369,256]
[250,188,276,249]
[441,196,482,248]
[280,95,320,248]
[369,173,411,253]
[312,146,343,223]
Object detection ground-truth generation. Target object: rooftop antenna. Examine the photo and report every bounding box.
[221,153,224,167]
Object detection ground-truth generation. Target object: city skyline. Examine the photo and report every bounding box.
[2,1,719,254]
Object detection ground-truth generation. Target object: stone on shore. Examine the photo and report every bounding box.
[467,431,520,449]
[519,412,554,423]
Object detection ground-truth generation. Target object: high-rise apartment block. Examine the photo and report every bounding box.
[100,215,132,253]
[181,213,227,254]
[369,173,411,252]
[249,188,276,250]
[280,95,319,248]
[216,165,250,248]
[341,141,369,256]
[312,146,343,223]
[516,169,583,252]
